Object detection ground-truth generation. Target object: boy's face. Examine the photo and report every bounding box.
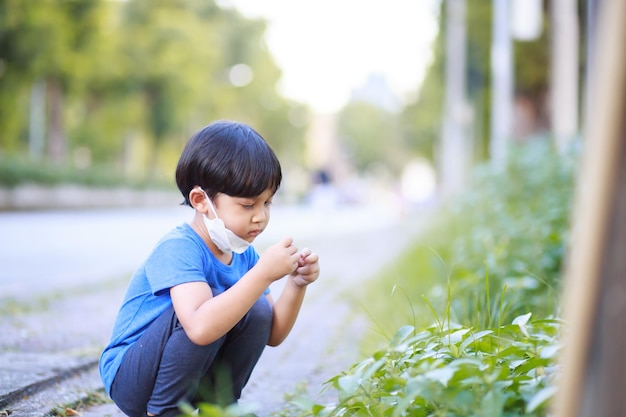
[212,188,275,243]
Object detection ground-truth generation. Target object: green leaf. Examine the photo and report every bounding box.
[391,325,415,346]
[337,374,361,397]
[460,330,494,350]
[513,313,532,337]
[526,385,558,413]
[362,358,387,381]
[512,312,532,326]
[444,328,470,345]
[539,343,561,359]
[480,390,506,417]
[424,367,456,387]
[289,396,315,411]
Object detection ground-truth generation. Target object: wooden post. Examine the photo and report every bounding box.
[552,1,626,416]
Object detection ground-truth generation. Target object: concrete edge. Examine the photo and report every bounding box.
[0,184,180,211]
[0,356,98,410]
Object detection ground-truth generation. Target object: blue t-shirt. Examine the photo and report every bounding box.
[99,222,267,395]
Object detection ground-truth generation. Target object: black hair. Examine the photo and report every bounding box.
[176,120,282,206]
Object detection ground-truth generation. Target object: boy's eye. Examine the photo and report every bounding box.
[242,204,254,209]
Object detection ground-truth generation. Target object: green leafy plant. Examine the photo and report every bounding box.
[284,312,562,417]
[433,140,577,325]
[278,140,575,417]
[360,139,578,337]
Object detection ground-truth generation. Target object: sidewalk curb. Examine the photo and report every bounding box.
[0,184,180,211]
[0,353,100,414]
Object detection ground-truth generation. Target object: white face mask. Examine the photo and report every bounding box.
[201,191,250,254]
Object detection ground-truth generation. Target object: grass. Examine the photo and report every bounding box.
[46,389,112,417]
[360,139,576,344]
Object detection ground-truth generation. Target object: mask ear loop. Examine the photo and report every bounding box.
[197,187,219,219]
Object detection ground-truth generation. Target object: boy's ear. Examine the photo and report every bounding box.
[189,187,207,211]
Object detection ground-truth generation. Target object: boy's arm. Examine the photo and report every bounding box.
[267,249,320,346]
[171,237,300,346]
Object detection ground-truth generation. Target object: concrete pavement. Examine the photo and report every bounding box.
[0,204,429,416]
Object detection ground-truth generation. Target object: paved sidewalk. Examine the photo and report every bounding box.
[0,206,428,416]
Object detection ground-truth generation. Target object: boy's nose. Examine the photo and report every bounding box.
[252,209,267,223]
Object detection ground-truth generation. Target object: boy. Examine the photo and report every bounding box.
[99,120,320,417]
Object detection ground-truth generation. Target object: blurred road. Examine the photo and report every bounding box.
[0,203,427,416]
[0,204,402,301]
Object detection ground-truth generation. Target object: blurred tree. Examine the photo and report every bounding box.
[205,6,307,163]
[401,0,553,165]
[336,101,406,176]
[100,0,306,178]
[0,0,307,184]
[115,0,222,174]
[0,0,107,162]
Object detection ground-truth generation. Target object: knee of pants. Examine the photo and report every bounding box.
[232,296,273,341]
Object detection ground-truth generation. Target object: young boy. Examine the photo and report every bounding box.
[99,120,320,417]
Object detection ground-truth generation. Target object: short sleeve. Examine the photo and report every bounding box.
[144,236,209,296]
[247,246,260,270]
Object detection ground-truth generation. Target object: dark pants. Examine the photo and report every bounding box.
[110,297,272,417]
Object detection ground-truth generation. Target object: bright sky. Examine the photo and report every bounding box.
[220,0,440,113]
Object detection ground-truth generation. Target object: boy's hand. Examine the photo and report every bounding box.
[256,237,300,281]
[290,248,320,287]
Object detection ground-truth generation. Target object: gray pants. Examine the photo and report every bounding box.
[110,297,272,417]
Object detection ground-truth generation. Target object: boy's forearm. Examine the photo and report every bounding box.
[179,269,273,345]
[267,279,307,346]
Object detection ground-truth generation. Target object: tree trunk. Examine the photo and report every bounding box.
[29,80,46,160]
[490,0,513,165]
[47,77,67,164]
[551,0,580,151]
[439,0,469,199]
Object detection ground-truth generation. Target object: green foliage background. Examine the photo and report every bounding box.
[0,0,558,188]
[0,0,307,186]
[361,139,577,338]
